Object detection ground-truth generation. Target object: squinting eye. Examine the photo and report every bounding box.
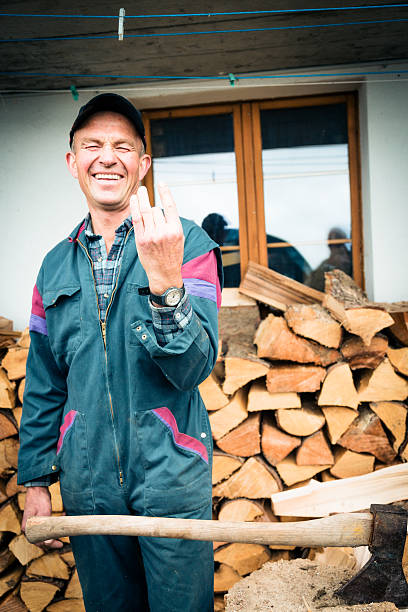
[85,145,100,151]
[116,147,130,152]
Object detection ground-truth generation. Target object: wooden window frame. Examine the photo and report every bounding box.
[143,92,364,288]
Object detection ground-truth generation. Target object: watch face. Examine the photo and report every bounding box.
[165,288,182,306]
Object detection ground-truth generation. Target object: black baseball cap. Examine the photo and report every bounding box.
[69,93,146,149]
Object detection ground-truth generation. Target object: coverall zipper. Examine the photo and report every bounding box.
[77,231,133,488]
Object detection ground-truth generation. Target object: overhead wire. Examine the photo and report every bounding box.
[1,17,408,43]
[1,4,408,18]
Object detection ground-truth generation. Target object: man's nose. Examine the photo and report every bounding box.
[99,144,116,165]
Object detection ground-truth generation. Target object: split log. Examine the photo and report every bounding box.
[321,406,358,444]
[1,349,29,381]
[310,547,356,570]
[218,499,277,523]
[199,373,229,412]
[330,448,375,479]
[284,304,342,348]
[0,548,16,574]
[268,549,292,561]
[296,431,334,466]
[0,593,29,611]
[223,352,269,396]
[341,335,388,370]
[0,411,18,441]
[0,438,20,478]
[213,452,244,485]
[214,543,271,576]
[12,407,22,429]
[239,261,323,310]
[321,470,337,482]
[219,290,260,348]
[49,482,63,513]
[0,480,9,505]
[214,563,240,593]
[358,358,408,402]
[271,463,408,517]
[47,600,85,612]
[27,552,70,580]
[387,347,408,376]
[266,364,325,393]
[209,389,248,440]
[261,415,301,466]
[318,363,359,409]
[276,405,325,437]
[213,457,282,499]
[248,381,300,411]
[0,502,21,535]
[16,328,30,349]
[65,569,82,599]
[275,455,330,486]
[337,406,396,463]
[389,312,408,345]
[370,401,408,455]
[8,535,44,565]
[254,314,340,366]
[341,308,394,346]
[20,581,60,612]
[0,369,16,409]
[6,474,25,498]
[217,413,260,457]
[17,379,25,405]
[0,568,24,598]
[324,269,368,307]
[214,596,225,612]
[60,551,76,568]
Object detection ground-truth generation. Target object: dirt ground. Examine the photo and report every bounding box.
[224,558,399,612]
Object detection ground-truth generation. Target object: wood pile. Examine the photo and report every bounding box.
[0,318,84,612]
[208,270,408,608]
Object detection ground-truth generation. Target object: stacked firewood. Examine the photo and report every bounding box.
[0,317,84,612]
[203,268,408,608]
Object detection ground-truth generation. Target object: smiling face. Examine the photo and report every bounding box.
[66,111,151,213]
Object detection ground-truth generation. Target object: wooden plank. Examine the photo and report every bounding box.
[271,463,408,517]
[240,261,324,310]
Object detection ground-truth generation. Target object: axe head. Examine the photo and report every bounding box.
[336,504,408,607]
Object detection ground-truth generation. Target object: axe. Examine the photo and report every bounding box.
[26,503,408,607]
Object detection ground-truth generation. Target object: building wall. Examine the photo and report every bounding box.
[1,77,407,330]
[359,80,408,302]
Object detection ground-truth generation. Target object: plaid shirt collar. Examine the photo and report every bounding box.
[84,213,133,239]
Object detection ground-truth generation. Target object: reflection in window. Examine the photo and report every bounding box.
[150,114,240,286]
[260,104,352,289]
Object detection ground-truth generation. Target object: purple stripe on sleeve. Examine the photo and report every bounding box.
[183,278,217,303]
[29,313,48,336]
[152,407,208,464]
[56,410,78,455]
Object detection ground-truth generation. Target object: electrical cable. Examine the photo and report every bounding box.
[1,69,407,80]
[1,4,408,18]
[1,17,408,43]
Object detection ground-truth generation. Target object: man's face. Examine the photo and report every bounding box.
[66,111,151,212]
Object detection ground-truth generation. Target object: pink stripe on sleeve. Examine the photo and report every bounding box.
[31,284,45,318]
[182,250,221,309]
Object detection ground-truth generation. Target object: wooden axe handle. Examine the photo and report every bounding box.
[26,513,373,547]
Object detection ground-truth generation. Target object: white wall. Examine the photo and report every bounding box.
[359,80,408,302]
[1,72,407,330]
[0,92,98,330]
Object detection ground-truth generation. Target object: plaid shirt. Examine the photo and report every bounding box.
[25,213,192,487]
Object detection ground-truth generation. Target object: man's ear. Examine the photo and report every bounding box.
[138,154,152,182]
[66,151,78,179]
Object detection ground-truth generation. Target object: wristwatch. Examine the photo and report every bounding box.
[150,285,185,307]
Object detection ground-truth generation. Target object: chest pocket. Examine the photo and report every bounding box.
[43,286,82,355]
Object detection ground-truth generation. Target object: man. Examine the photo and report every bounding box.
[18,93,222,612]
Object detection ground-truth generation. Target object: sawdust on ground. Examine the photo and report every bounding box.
[224,558,399,612]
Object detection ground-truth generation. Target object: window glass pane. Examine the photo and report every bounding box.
[150,114,240,287]
[260,104,352,290]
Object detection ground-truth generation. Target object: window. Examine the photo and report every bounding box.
[143,94,363,289]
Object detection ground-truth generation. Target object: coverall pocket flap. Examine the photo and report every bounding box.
[42,286,82,354]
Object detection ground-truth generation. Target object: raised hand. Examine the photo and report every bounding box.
[130,183,184,296]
